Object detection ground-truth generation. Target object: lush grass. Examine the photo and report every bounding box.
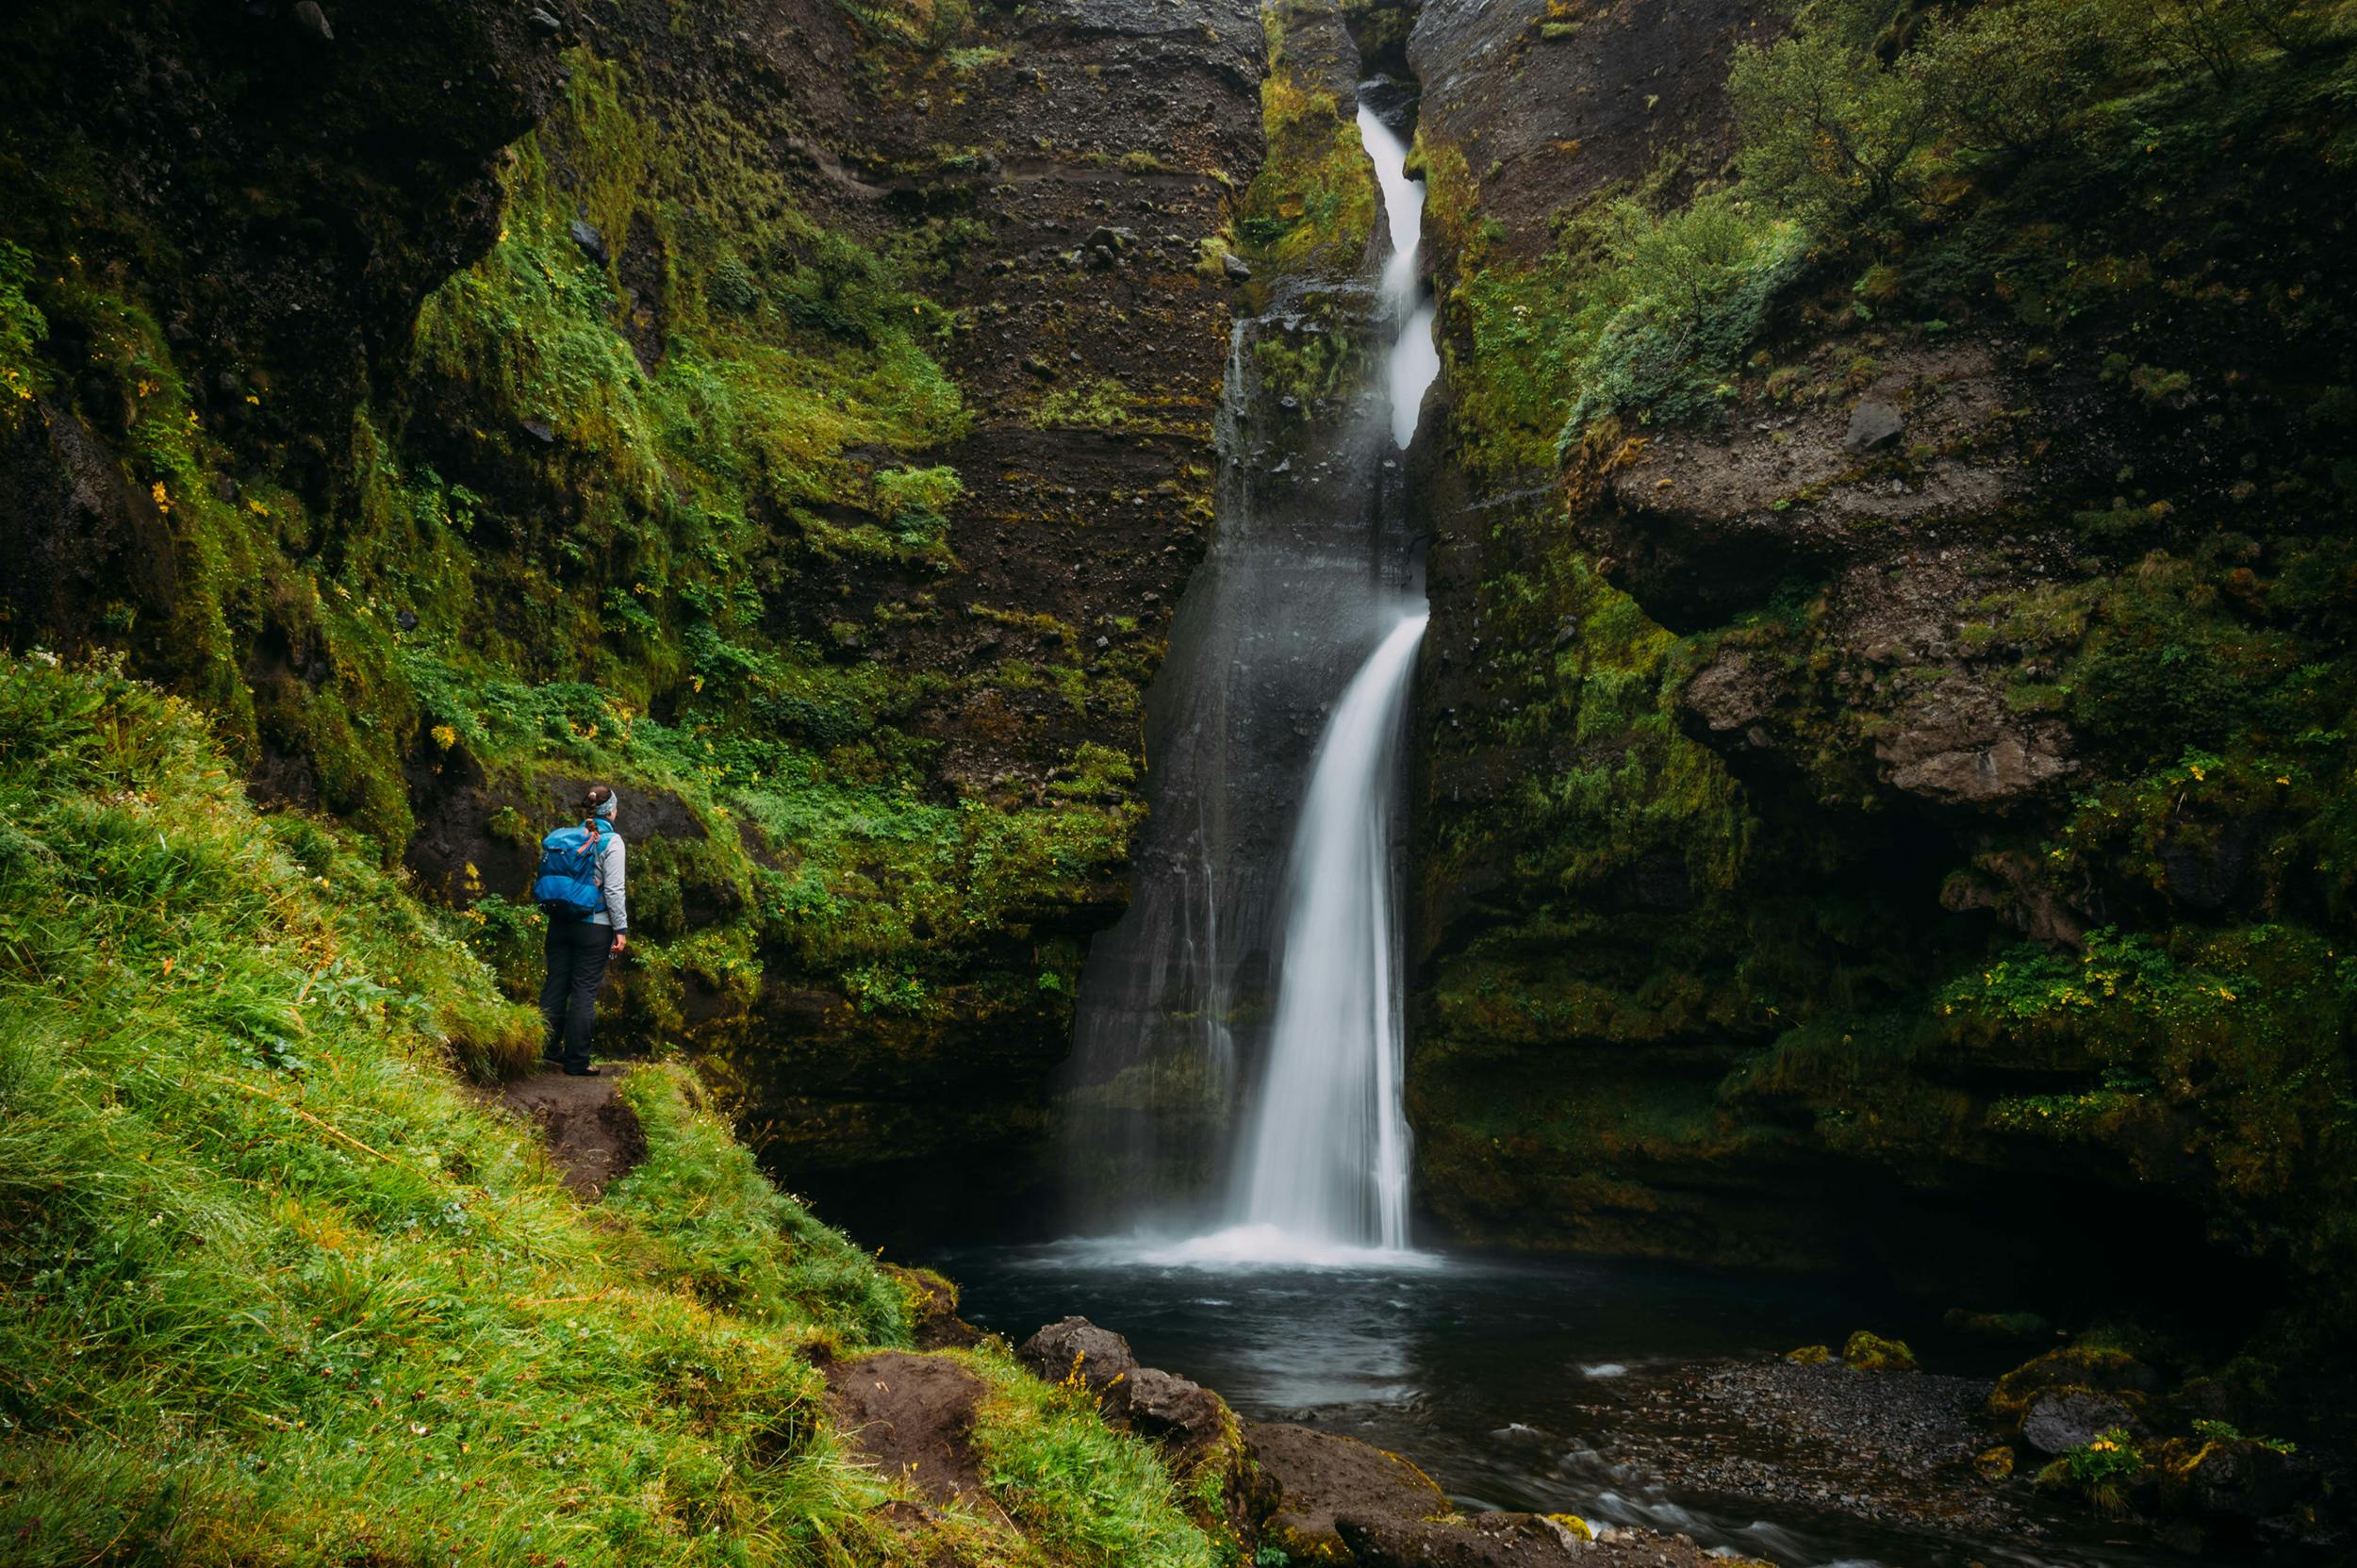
[0,654,1218,1566]
[961,1345,1220,1568]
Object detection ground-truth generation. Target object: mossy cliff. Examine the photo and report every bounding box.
[0,0,1264,1225]
[1400,0,2357,1438]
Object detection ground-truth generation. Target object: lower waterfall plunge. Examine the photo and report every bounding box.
[1191,609,1428,1261]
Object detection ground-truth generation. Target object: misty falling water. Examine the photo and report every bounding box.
[1059,89,1439,1263]
[1181,104,1437,1262]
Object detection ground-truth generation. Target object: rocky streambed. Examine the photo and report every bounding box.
[922,1246,2341,1567]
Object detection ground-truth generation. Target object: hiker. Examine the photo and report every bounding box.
[534,784,629,1076]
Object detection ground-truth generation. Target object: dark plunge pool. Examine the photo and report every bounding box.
[925,1240,2202,1568]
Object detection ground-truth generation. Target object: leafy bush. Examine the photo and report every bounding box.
[0,239,46,408]
[2042,1428,2144,1513]
[1558,192,1807,444]
[1912,0,2122,160]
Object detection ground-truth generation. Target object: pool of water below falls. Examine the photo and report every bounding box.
[925,1243,2210,1568]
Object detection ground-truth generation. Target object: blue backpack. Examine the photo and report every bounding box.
[533,818,611,919]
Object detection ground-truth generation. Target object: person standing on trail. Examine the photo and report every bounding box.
[534,784,629,1077]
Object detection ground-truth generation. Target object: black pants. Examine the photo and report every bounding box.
[539,917,612,1069]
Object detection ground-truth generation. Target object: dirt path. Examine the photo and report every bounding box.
[486,1067,647,1199]
[823,1351,991,1509]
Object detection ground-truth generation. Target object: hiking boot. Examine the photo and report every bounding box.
[563,1064,602,1077]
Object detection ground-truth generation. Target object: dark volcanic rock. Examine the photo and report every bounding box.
[1409,0,1773,258]
[1016,1316,1141,1399]
[1248,1420,1451,1560]
[2022,1390,2138,1455]
[1251,1419,1715,1568]
[1124,1365,1229,1448]
[1843,397,1904,454]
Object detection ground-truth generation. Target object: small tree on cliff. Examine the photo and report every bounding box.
[1911,0,2120,164]
[1729,0,1941,232]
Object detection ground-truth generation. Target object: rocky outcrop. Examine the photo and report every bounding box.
[1411,0,1772,256]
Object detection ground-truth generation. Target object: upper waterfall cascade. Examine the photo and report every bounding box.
[1361,104,1442,451]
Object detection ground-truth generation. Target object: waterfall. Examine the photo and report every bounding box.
[1360,105,1441,448]
[1150,94,1437,1266]
[1230,609,1428,1251]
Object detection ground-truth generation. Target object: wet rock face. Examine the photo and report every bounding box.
[1592,344,2089,817]
[1591,343,2023,630]
[0,404,181,657]
[0,0,553,484]
[713,1,1267,1206]
[1409,0,1772,257]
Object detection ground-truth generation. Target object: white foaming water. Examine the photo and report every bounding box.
[1228,608,1429,1251]
[1358,103,1440,449]
[1015,1228,1440,1273]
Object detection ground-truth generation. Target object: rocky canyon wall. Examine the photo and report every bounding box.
[1400,0,2357,1421]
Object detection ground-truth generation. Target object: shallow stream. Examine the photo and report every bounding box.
[931,1243,2195,1568]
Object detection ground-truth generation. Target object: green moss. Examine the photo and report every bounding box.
[1232,8,1377,270]
[1842,1329,1919,1371]
[1036,374,1139,428]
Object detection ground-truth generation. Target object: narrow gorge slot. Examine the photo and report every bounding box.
[1062,65,1439,1264]
[1186,91,1436,1263]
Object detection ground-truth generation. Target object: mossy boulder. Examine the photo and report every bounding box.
[2149,1432,2316,1523]
[1786,1344,1835,1365]
[1842,1330,1918,1372]
[1989,1344,2163,1438]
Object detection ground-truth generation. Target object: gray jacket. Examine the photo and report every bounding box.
[584,831,628,933]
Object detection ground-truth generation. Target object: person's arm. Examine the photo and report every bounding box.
[602,835,629,950]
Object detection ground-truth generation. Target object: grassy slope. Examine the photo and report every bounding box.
[0,653,1215,1566]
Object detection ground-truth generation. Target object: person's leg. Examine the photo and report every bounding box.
[562,921,612,1071]
[537,918,573,1065]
